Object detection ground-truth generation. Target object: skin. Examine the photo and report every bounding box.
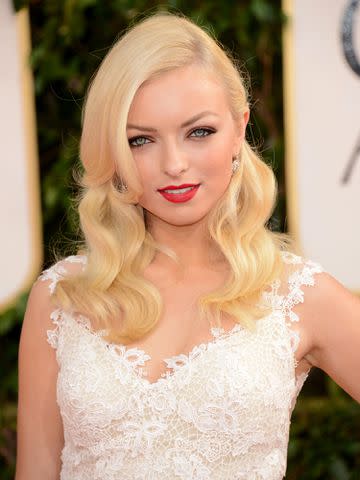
[126,64,249,270]
[122,63,252,377]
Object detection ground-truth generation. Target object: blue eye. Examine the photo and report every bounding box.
[189,128,215,138]
[128,136,151,148]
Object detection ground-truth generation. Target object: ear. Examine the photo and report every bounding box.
[240,109,250,139]
[242,109,250,134]
[233,109,250,156]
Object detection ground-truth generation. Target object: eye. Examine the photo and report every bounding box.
[128,136,151,148]
[189,127,216,138]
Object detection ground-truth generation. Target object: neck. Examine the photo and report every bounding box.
[146,215,226,271]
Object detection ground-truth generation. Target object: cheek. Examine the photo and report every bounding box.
[201,138,233,177]
[134,159,156,187]
[131,160,156,207]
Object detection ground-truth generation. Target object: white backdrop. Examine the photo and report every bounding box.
[283,0,360,293]
[0,1,42,312]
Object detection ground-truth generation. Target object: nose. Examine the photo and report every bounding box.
[160,143,189,177]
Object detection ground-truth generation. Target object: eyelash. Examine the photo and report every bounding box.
[128,127,216,148]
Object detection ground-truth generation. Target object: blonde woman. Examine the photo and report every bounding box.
[16,11,360,480]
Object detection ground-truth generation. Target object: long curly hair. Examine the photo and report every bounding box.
[52,11,296,344]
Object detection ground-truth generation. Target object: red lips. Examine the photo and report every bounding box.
[158,184,200,203]
[158,183,199,191]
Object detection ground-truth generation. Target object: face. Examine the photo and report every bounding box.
[126,64,249,229]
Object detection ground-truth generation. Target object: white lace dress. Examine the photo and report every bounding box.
[39,251,324,480]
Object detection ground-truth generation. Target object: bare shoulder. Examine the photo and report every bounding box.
[300,270,360,401]
[15,255,87,477]
[300,270,360,337]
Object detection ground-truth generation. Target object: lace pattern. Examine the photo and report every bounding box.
[38,251,325,479]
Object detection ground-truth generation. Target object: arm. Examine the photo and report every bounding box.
[303,271,360,402]
[16,279,64,479]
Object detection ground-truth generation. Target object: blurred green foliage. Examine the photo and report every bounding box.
[1,0,359,478]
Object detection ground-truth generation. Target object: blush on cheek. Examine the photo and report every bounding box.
[206,153,233,177]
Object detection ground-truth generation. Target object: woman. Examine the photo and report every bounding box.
[16,11,360,480]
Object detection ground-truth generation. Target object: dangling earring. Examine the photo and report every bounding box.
[113,174,128,193]
[232,154,240,174]
[119,183,128,193]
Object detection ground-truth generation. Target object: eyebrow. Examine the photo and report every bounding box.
[126,111,219,132]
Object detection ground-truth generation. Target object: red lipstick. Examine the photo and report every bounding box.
[158,183,200,203]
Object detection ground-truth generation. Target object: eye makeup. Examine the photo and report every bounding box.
[128,126,216,148]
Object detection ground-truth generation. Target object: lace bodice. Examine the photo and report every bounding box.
[39,251,324,479]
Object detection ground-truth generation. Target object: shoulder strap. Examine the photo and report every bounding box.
[37,255,87,350]
[279,251,325,325]
[38,255,87,294]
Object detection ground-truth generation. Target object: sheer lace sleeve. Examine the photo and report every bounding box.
[37,255,87,350]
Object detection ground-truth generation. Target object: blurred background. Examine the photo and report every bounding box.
[1,1,359,478]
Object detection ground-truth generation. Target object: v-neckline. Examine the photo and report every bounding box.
[109,322,246,387]
[62,310,251,388]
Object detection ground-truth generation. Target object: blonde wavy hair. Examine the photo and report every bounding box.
[53,11,296,344]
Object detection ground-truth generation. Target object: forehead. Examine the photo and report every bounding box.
[127,65,230,121]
